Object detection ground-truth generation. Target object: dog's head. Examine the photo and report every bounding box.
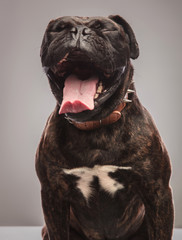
[41,15,139,122]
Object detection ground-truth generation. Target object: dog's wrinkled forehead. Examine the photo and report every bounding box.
[46,16,123,33]
[42,15,139,62]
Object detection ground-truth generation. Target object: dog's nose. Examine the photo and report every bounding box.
[70,26,91,39]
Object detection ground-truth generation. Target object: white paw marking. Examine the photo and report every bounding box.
[63,165,131,200]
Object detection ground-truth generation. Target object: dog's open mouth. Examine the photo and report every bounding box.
[44,50,126,115]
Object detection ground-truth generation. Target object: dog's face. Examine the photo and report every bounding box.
[41,15,139,122]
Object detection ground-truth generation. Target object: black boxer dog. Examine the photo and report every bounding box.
[36,15,174,240]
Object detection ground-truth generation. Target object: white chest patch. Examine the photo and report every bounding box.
[63,165,131,200]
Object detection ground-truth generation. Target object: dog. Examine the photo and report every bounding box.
[36,15,174,240]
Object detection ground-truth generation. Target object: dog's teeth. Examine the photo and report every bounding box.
[64,52,69,58]
[127,89,135,93]
[123,98,132,103]
[58,53,69,65]
[94,93,99,99]
[97,85,103,93]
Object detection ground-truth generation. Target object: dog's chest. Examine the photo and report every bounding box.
[63,165,131,201]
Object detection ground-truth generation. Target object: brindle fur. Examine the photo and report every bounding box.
[36,15,173,240]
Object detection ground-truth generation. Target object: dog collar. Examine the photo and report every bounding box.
[70,101,126,131]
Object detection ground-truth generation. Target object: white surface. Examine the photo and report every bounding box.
[0,227,42,240]
[0,227,181,240]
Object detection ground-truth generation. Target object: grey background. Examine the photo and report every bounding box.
[0,0,181,227]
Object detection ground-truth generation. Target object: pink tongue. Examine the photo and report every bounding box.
[59,74,98,114]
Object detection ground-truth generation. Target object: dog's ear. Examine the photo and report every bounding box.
[109,15,139,59]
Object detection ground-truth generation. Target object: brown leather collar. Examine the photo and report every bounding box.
[70,102,126,131]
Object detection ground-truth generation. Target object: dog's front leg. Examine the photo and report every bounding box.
[41,187,70,240]
[113,169,173,240]
[126,170,174,240]
[140,183,174,240]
